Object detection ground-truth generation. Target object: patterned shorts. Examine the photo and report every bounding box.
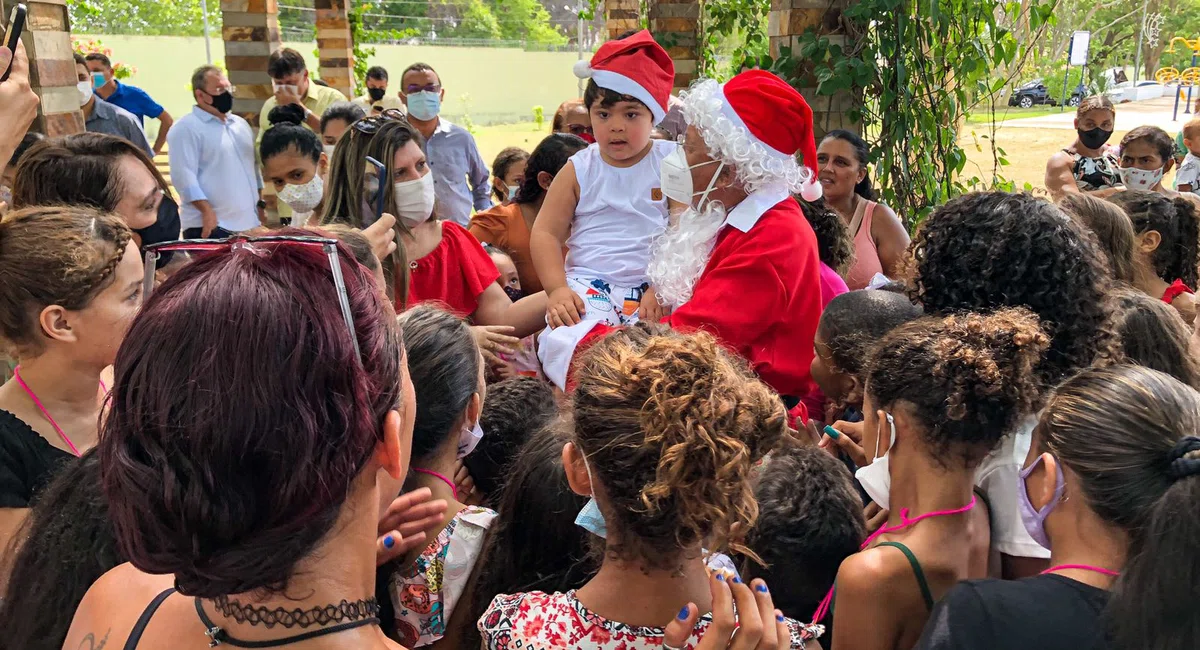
[566,276,650,326]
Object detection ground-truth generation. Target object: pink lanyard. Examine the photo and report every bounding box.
[412,467,458,500]
[1042,564,1120,577]
[12,365,106,458]
[811,495,977,623]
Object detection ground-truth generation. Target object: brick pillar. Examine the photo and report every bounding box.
[3,0,84,136]
[221,0,281,132]
[604,0,640,40]
[315,0,354,99]
[768,0,858,137]
[648,0,699,91]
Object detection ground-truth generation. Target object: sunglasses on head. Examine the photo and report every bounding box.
[352,108,406,135]
[142,235,362,362]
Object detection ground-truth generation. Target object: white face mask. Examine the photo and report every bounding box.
[323,144,336,158]
[854,412,895,510]
[456,419,484,459]
[394,172,436,226]
[273,82,299,96]
[659,145,723,208]
[77,80,94,106]
[277,173,324,216]
[1118,165,1165,190]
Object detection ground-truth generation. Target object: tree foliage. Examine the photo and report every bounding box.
[67,0,221,37]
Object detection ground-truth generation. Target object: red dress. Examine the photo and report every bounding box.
[403,221,500,316]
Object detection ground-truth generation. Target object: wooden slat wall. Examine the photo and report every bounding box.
[3,0,85,137]
[220,0,281,131]
[315,0,354,99]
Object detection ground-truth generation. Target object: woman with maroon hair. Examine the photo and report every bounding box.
[61,231,437,650]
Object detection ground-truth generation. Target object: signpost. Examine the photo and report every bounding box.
[1062,31,1091,112]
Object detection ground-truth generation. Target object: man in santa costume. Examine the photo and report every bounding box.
[540,68,825,411]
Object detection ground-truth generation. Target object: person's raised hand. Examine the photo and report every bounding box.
[639,286,667,323]
[662,574,791,650]
[863,502,889,535]
[546,286,585,328]
[363,213,398,262]
[452,460,479,505]
[0,42,40,173]
[274,84,303,108]
[818,419,867,467]
[472,325,520,366]
[376,487,448,566]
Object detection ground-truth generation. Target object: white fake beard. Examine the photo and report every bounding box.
[647,200,727,310]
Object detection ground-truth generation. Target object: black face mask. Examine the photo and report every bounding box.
[1078,126,1113,150]
[368,87,386,101]
[209,90,234,114]
[504,285,524,303]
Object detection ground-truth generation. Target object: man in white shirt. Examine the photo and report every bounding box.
[168,65,265,239]
[352,66,405,115]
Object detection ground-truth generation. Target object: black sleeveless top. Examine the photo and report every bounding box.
[0,409,73,508]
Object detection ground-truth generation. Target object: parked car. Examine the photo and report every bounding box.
[1009,79,1088,108]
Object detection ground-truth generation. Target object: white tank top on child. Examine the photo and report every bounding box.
[565,140,675,287]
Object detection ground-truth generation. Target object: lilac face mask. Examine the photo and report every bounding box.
[1017,454,1065,550]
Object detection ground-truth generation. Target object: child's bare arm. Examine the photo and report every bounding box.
[530,161,587,326]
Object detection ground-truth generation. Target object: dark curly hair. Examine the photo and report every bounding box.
[798,197,854,276]
[464,376,559,505]
[819,289,922,378]
[571,322,787,570]
[1109,189,1200,290]
[1111,287,1200,390]
[908,192,1119,391]
[0,451,122,650]
[866,308,1049,467]
[742,444,865,622]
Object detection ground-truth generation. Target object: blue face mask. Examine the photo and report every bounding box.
[574,455,607,538]
[91,72,106,90]
[406,90,441,121]
[507,185,519,201]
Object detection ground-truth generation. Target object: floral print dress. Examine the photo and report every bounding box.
[477,590,823,650]
[389,505,497,647]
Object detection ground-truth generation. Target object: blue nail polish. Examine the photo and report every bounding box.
[677,606,689,620]
[756,584,769,593]
[717,573,726,582]
[732,576,742,584]
[776,614,785,622]
[383,535,395,549]
[824,425,841,439]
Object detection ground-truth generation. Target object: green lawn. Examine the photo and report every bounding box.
[964,105,1065,125]
[470,122,555,168]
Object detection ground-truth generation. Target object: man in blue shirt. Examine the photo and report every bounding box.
[167,65,264,239]
[399,62,492,226]
[86,52,174,156]
[74,54,152,158]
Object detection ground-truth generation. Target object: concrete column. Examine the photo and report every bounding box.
[221,0,281,131]
[315,0,354,99]
[3,0,84,136]
[768,0,858,137]
[647,0,700,91]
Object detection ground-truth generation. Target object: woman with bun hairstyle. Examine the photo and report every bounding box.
[261,104,329,227]
[1109,189,1200,324]
[0,206,141,554]
[824,309,1048,650]
[917,364,1200,650]
[478,323,824,649]
[62,229,429,650]
[321,101,367,154]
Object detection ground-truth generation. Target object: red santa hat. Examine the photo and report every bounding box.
[573,30,674,125]
[680,69,823,201]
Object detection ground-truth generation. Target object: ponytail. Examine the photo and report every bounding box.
[1108,438,1200,650]
[1110,190,1200,289]
[1169,197,1199,290]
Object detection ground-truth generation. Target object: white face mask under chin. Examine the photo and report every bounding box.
[393,173,436,226]
[854,412,895,510]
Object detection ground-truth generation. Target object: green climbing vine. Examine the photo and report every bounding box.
[700,0,770,79]
[700,0,1057,226]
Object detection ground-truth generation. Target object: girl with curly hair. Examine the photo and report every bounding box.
[798,197,853,308]
[907,191,1119,579]
[477,324,823,649]
[1108,189,1200,324]
[821,309,1049,650]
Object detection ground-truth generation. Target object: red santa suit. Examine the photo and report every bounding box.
[539,70,825,407]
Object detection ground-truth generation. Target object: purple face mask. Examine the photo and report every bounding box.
[1017,454,1065,550]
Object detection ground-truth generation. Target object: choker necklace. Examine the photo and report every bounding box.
[195,596,380,648]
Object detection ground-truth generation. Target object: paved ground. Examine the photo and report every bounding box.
[1002,93,1199,131]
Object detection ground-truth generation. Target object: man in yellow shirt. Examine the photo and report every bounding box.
[352,66,406,115]
[258,48,347,138]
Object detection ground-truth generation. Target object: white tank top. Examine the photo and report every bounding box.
[565,140,675,286]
